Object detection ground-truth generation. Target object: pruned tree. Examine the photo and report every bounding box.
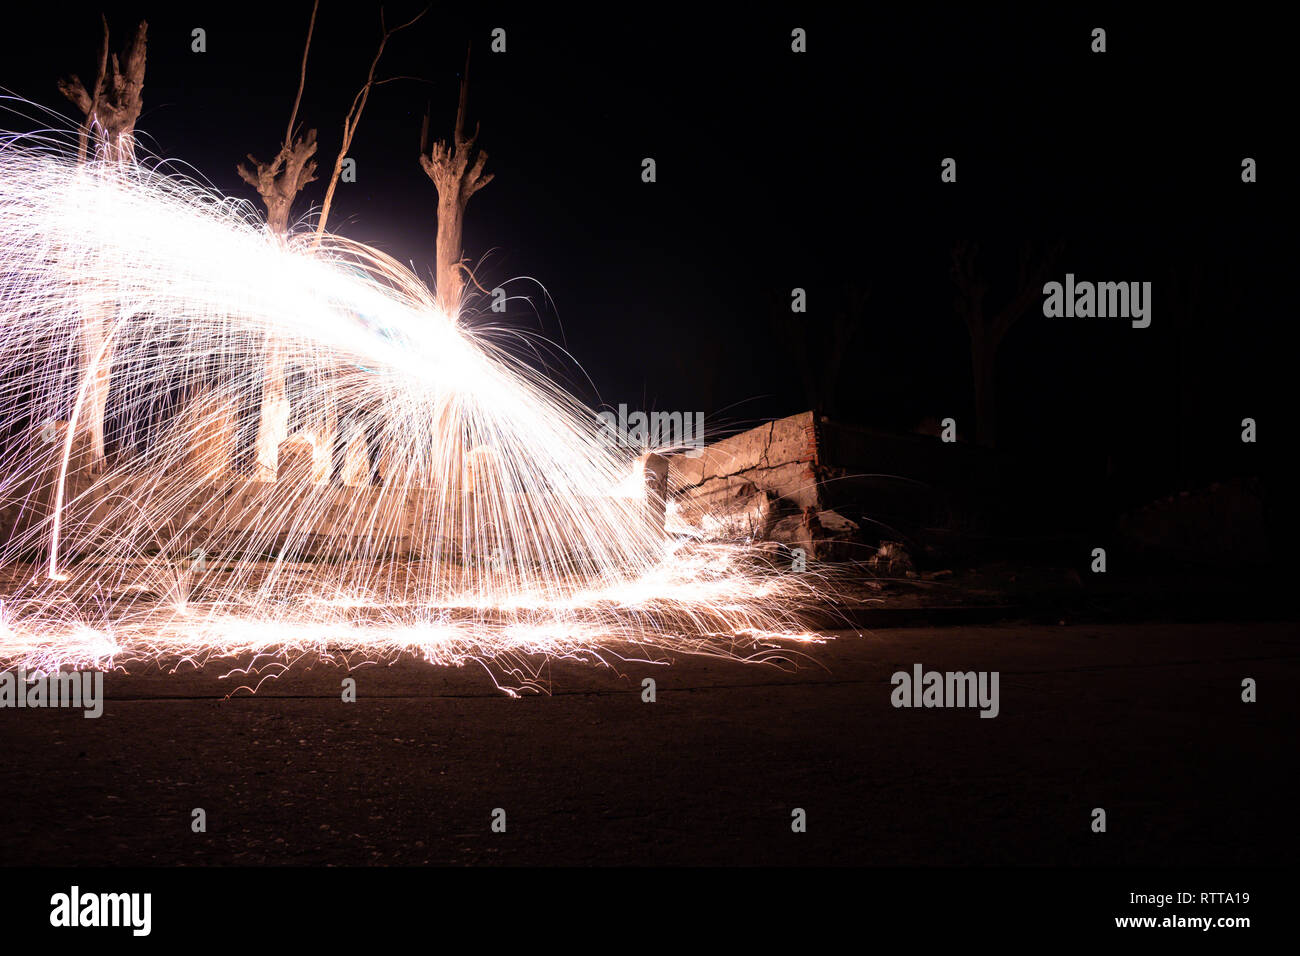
[237,0,320,236]
[419,47,493,316]
[417,46,493,540]
[950,240,1064,447]
[57,17,148,474]
[237,1,320,477]
[58,16,147,164]
[238,126,319,236]
[254,3,421,484]
[237,43,319,239]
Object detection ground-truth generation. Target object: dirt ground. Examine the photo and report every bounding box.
[0,621,1293,866]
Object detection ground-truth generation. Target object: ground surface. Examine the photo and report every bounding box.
[0,621,1293,866]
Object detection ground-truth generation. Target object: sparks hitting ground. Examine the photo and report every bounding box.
[0,128,827,693]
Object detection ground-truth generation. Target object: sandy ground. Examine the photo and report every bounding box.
[0,621,1293,866]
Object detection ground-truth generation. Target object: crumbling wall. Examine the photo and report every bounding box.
[667,411,863,558]
[668,410,820,514]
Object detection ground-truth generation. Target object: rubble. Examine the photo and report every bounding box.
[767,507,863,561]
[868,540,914,576]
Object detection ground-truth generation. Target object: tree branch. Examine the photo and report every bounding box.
[989,240,1064,344]
[314,4,428,245]
[284,0,319,147]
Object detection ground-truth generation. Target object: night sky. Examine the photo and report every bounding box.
[0,6,1293,907]
[0,4,1283,499]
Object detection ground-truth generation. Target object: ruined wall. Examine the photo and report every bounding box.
[0,426,428,562]
[667,411,821,533]
[1,428,667,565]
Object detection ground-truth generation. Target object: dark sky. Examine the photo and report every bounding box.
[0,3,1283,496]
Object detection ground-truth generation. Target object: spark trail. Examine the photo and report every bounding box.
[0,134,827,693]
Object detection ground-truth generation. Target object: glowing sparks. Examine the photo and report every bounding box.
[0,129,830,692]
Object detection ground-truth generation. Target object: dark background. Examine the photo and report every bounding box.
[0,6,1293,896]
[0,3,1285,512]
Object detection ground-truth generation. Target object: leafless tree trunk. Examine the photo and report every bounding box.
[58,17,148,473]
[237,1,320,478]
[237,0,319,234]
[58,17,147,165]
[418,48,493,542]
[419,47,493,317]
[950,240,1064,447]
[237,130,319,236]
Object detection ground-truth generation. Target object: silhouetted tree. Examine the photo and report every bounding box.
[950,240,1063,447]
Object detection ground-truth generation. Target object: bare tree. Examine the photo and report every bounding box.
[950,240,1064,447]
[419,47,494,316]
[234,5,421,479]
[238,127,319,235]
[236,1,320,477]
[314,5,426,244]
[57,18,148,474]
[236,0,320,236]
[58,16,147,165]
[416,46,493,540]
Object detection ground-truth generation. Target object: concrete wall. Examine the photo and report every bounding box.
[667,411,822,526]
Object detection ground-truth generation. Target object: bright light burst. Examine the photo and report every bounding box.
[0,127,829,694]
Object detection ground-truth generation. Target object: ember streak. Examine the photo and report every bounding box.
[0,135,829,688]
